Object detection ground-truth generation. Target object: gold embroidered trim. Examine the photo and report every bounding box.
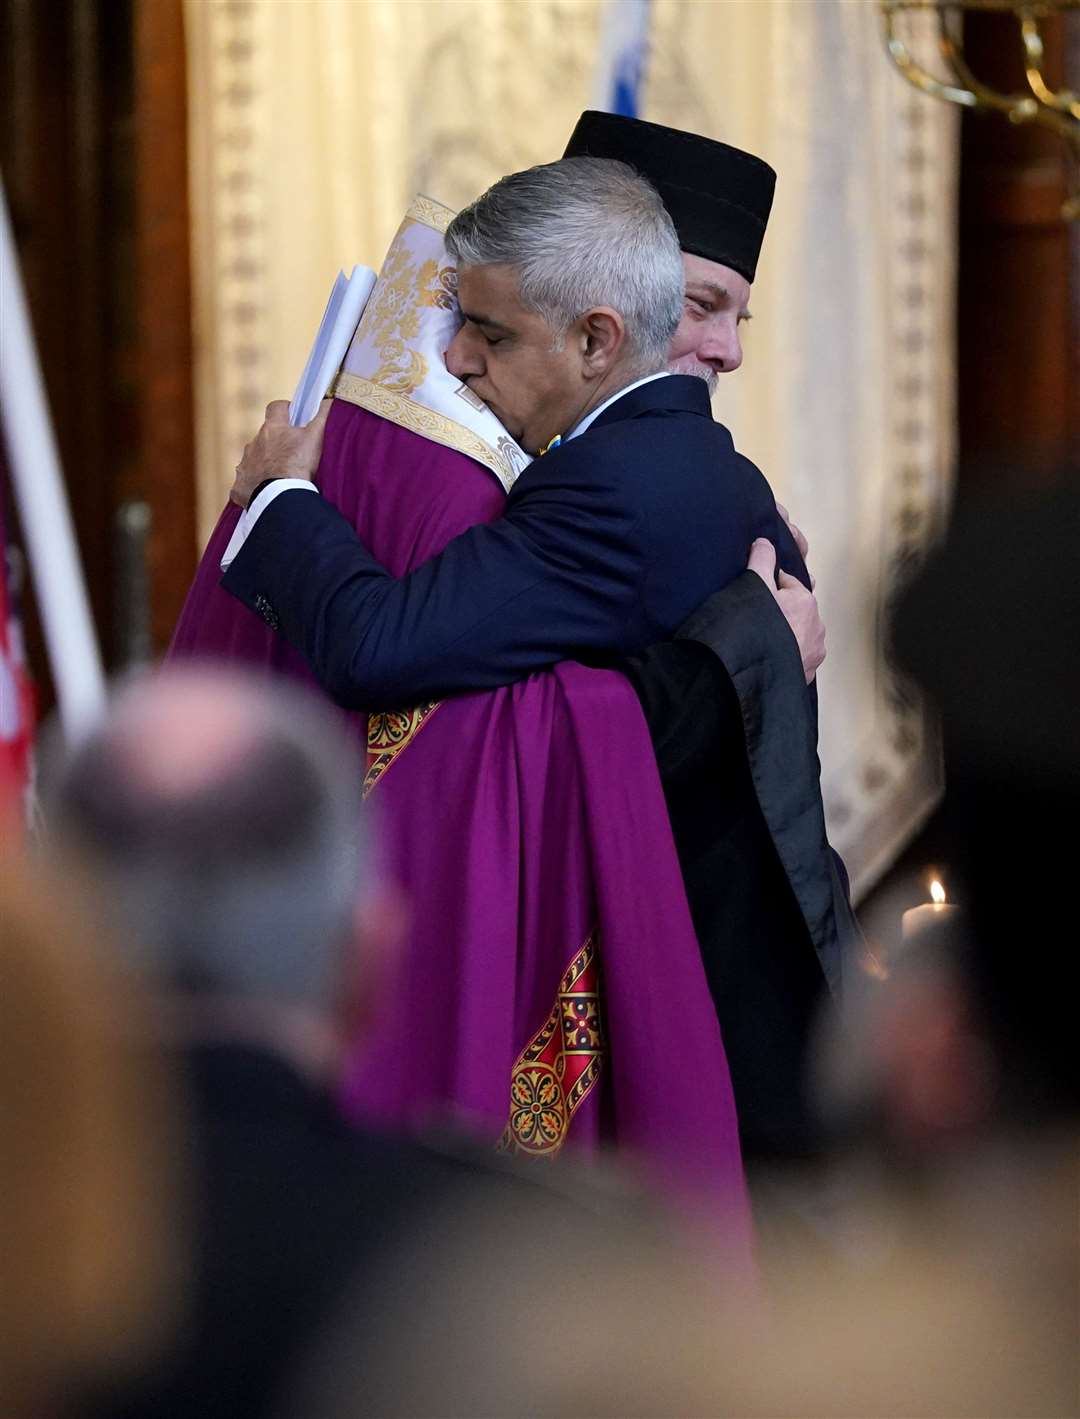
[363,701,442,798]
[405,194,456,235]
[497,933,605,1158]
[332,372,518,493]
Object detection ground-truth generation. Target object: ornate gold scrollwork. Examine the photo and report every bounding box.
[880,1,1080,219]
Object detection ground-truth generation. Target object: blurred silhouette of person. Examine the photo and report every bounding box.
[892,480,1079,1128]
[0,849,177,1419]
[49,666,630,1419]
[708,480,1080,1417]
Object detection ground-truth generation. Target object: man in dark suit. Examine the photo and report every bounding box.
[223,159,805,709]
[222,147,854,1163]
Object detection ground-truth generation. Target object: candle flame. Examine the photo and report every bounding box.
[930,879,946,904]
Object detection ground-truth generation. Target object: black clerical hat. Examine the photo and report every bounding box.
[563,111,776,284]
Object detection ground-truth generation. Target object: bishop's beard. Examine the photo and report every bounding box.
[666,355,719,397]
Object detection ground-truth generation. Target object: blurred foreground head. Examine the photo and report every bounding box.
[45,665,386,1075]
[718,479,1080,1419]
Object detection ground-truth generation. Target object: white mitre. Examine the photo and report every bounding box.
[332,195,531,494]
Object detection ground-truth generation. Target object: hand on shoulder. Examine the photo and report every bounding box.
[746,538,826,684]
[229,399,332,508]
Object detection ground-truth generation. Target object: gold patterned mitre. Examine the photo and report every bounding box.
[334,195,530,494]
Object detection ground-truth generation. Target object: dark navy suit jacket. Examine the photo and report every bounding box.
[223,375,810,710]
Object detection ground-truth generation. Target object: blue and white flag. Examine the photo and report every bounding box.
[591,0,651,118]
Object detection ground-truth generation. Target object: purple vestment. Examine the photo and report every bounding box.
[171,400,751,1246]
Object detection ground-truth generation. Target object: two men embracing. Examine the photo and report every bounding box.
[172,112,859,1238]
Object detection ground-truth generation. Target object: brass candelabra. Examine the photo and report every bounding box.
[881,0,1080,219]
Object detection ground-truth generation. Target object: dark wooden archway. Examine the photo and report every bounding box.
[1,0,196,709]
[955,8,1079,488]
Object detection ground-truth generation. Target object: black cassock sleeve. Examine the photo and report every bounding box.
[616,641,745,802]
[621,575,847,1159]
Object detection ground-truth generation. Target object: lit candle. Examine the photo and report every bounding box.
[901,878,959,944]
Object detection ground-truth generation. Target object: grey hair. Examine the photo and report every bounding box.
[445,157,683,372]
[43,667,367,1014]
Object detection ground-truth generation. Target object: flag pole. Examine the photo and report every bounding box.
[0,177,105,741]
[591,0,652,117]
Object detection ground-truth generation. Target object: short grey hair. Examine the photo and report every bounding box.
[446,157,683,372]
[44,667,367,1014]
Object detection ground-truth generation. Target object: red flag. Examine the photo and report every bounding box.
[0,490,36,829]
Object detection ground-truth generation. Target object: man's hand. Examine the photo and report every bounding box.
[229,399,332,509]
[746,538,826,684]
[776,501,815,588]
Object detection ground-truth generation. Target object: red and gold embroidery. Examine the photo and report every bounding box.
[498,933,605,1158]
[363,702,441,797]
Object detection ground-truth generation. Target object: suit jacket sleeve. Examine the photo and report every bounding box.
[221,456,645,709]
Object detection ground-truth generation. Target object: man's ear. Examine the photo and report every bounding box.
[576,307,626,377]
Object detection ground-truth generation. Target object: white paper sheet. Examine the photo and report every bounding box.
[289,264,377,427]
